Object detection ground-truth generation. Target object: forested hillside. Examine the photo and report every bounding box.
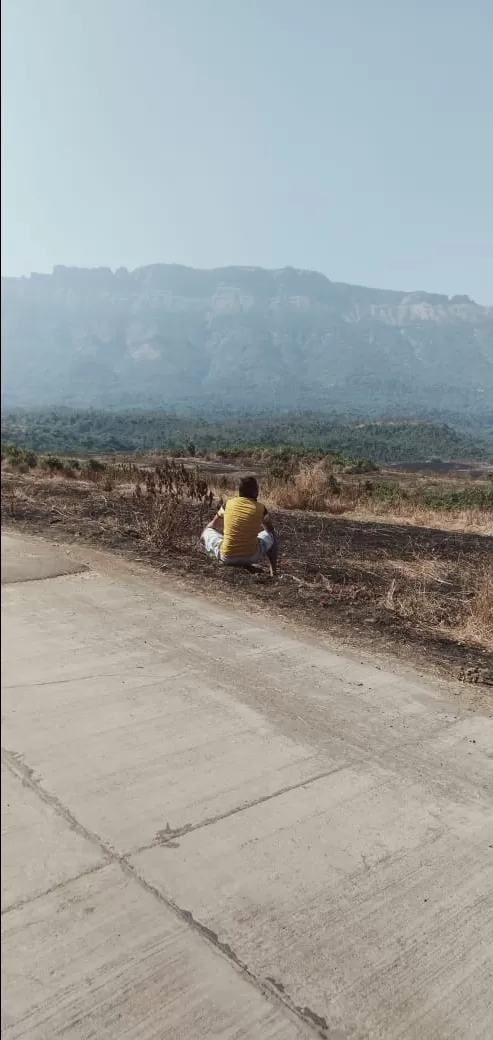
[2,410,490,464]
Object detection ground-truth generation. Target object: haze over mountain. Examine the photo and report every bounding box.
[2,264,492,417]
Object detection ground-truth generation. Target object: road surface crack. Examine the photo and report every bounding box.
[149,761,355,850]
[2,745,328,1038]
[1,861,107,916]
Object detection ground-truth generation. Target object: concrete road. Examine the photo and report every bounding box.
[1,532,492,1039]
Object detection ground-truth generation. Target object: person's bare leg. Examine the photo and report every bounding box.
[266,537,278,578]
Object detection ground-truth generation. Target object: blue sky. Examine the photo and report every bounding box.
[2,0,492,301]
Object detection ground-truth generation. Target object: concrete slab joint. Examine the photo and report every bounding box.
[2,533,492,1039]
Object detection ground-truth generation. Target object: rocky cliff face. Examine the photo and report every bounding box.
[2,264,492,413]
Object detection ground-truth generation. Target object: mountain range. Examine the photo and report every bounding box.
[2,264,492,416]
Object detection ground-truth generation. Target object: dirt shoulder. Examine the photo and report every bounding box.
[2,470,492,712]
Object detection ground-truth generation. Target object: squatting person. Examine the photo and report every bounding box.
[201,476,278,578]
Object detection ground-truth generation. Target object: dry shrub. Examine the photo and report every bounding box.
[107,462,139,482]
[268,462,347,512]
[131,460,213,550]
[132,483,181,548]
[216,473,237,492]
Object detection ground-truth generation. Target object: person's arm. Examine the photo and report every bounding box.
[261,506,278,577]
[206,505,225,532]
[262,507,276,536]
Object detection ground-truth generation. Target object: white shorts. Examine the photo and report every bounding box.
[201,527,274,565]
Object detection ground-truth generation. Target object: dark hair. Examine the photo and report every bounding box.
[239,475,259,500]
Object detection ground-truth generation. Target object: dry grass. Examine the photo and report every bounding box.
[381,558,493,650]
[349,502,493,536]
[266,462,333,512]
[1,459,214,553]
[452,562,493,647]
[263,460,361,515]
[2,459,492,685]
[263,461,493,535]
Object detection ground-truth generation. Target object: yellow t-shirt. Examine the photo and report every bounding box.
[220,497,265,559]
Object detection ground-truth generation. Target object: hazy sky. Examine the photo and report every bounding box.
[2,0,492,301]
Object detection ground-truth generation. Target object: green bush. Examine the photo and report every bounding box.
[371,480,402,504]
[346,457,380,474]
[421,485,493,511]
[1,443,37,468]
[40,455,64,472]
[267,458,297,482]
[87,458,106,472]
